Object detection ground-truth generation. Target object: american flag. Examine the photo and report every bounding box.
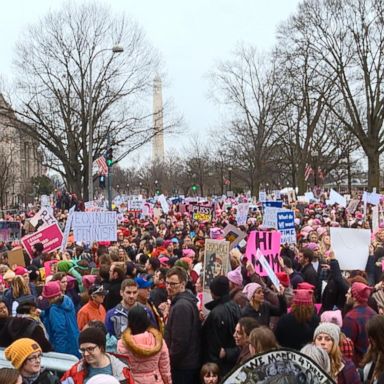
[304,164,313,181]
[95,156,108,176]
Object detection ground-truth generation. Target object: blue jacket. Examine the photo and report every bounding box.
[42,295,80,358]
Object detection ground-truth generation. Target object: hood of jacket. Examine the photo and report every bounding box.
[172,289,198,306]
[205,293,231,311]
[53,294,73,311]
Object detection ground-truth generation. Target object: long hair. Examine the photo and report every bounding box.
[291,303,315,323]
[12,276,30,299]
[0,368,20,384]
[362,315,384,380]
[249,326,278,355]
[328,340,343,378]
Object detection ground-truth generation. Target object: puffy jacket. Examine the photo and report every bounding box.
[117,328,172,384]
[77,300,106,331]
[61,353,134,384]
[202,294,241,376]
[42,295,80,357]
[164,290,201,370]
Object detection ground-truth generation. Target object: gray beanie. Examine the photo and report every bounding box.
[313,322,340,345]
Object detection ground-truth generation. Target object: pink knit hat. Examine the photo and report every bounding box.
[351,282,372,304]
[242,283,262,301]
[292,289,313,305]
[42,281,61,299]
[227,267,243,287]
[320,310,342,327]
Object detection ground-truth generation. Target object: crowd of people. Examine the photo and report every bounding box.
[0,192,384,384]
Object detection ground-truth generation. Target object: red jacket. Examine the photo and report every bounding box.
[61,353,134,384]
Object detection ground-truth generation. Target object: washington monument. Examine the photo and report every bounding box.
[152,75,164,161]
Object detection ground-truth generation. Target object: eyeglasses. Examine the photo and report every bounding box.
[27,353,42,363]
[79,345,98,354]
[165,281,181,287]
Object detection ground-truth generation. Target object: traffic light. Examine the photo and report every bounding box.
[192,184,197,191]
[106,147,113,167]
[155,188,161,195]
[99,175,106,188]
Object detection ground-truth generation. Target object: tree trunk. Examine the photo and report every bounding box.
[297,163,307,195]
[367,149,380,190]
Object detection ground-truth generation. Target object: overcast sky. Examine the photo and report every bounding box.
[0,0,301,166]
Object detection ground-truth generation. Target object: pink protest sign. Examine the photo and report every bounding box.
[245,231,282,276]
[21,223,63,258]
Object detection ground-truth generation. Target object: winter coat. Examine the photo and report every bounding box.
[202,294,241,376]
[42,294,80,357]
[300,263,319,289]
[117,327,172,384]
[337,358,361,384]
[23,368,61,384]
[164,290,201,370]
[104,279,123,310]
[77,299,106,331]
[61,353,134,384]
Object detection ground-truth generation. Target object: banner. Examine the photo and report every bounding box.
[157,194,169,214]
[277,210,296,244]
[236,203,249,226]
[72,212,117,242]
[330,227,370,270]
[21,223,63,258]
[259,191,267,202]
[221,349,334,384]
[192,204,213,222]
[0,221,22,242]
[245,231,282,276]
[223,224,247,249]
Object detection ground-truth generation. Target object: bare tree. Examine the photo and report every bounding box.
[2,2,169,199]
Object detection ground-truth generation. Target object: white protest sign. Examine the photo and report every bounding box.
[274,190,281,200]
[157,194,169,214]
[262,207,284,228]
[72,212,117,242]
[304,192,315,202]
[236,203,249,226]
[60,206,75,253]
[256,249,280,290]
[329,189,347,207]
[277,210,296,244]
[40,195,50,207]
[30,207,57,228]
[330,227,370,270]
[363,191,381,206]
[372,205,379,232]
[259,191,267,202]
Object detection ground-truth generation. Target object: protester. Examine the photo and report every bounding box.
[248,326,278,356]
[117,305,172,384]
[199,363,220,384]
[4,338,60,384]
[300,344,331,375]
[232,317,259,365]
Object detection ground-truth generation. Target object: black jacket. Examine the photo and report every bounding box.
[202,294,241,376]
[164,290,201,370]
[104,278,123,311]
[300,263,318,288]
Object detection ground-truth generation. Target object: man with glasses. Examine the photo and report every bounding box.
[164,267,201,384]
[5,338,60,383]
[61,327,134,384]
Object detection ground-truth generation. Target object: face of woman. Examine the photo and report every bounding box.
[20,352,42,377]
[252,288,264,304]
[59,277,68,293]
[323,235,330,246]
[79,343,104,366]
[233,323,247,347]
[203,372,219,384]
[315,333,334,354]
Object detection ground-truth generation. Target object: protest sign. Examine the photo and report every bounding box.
[262,207,284,228]
[221,349,334,384]
[30,207,57,227]
[72,212,117,242]
[363,191,381,205]
[60,206,75,253]
[329,189,347,207]
[157,194,169,214]
[84,200,107,212]
[346,199,360,214]
[236,203,249,226]
[245,231,282,276]
[223,224,247,249]
[372,205,379,232]
[274,190,281,200]
[0,221,21,242]
[330,228,370,270]
[263,201,283,208]
[192,204,213,222]
[304,191,315,202]
[21,223,63,258]
[7,248,25,267]
[258,191,266,202]
[277,210,296,244]
[203,240,230,291]
[256,249,280,290]
[40,195,50,207]
[153,207,162,220]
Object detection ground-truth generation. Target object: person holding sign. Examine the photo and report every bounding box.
[240,282,287,327]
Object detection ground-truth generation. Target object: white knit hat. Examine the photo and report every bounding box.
[313,322,340,345]
[87,374,120,384]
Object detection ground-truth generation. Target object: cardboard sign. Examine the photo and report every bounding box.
[223,224,247,249]
[21,223,63,258]
[72,212,117,242]
[222,349,334,384]
[236,203,249,226]
[245,231,282,276]
[30,207,57,227]
[7,248,25,267]
[0,221,22,242]
[192,204,213,222]
[330,227,370,270]
[277,210,296,244]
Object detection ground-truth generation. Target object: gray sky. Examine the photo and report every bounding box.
[0,0,301,166]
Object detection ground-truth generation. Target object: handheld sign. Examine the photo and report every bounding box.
[236,203,249,226]
[72,212,117,242]
[277,210,296,244]
[192,204,213,222]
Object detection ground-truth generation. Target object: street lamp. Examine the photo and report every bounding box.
[311,150,319,186]
[228,167,233,190]
[88,45,124,201]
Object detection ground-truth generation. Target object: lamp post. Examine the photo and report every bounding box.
[311,150,319,187]
[88,45,124,201]
[228,167,233,192]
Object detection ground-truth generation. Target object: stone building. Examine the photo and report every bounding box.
[0,94,44,208]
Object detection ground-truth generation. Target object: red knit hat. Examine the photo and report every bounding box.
[293,289,313,305]
[276,272,290,288]
[351,282,372,304]
[297,282,315,291]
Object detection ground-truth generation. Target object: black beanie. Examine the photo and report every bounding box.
[209,275,230,298]
[79,327,106,349]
